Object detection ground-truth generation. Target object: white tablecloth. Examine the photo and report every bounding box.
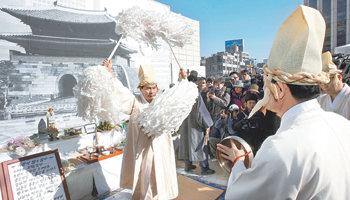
[66,154,123,200]
[0,130,125,200]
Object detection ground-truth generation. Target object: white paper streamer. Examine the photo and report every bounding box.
[73,66,131,125]
[135,80,198,137]
[115,5,193,50]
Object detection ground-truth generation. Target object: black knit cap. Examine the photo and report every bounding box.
[245,92,259,102]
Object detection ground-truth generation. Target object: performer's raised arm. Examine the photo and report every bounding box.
[102,59,136,115]
[73,59,136,125]
[103,59,115,78]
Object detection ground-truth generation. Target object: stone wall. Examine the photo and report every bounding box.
[5,51,134,98]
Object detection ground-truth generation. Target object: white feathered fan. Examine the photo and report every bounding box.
[73,4,197,136]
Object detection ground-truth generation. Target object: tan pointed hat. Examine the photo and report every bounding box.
[322,51,342,74]
[249,5,329,118]
[137,65,158,88]
[264,5,329,85]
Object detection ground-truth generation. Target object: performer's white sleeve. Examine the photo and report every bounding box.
[111,77,136,115]
[135,80,198,137]
[225,141,300,200]
[228,161,246,184]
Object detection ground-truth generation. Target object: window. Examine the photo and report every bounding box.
[309,0,318,9]
[337,0,347,46]
[322,0,332,52]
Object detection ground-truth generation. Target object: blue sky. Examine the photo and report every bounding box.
[156,0,303,63]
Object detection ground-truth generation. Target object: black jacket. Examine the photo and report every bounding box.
[233,110,281,154]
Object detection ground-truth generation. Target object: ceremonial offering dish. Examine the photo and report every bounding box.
[97,121,117,132]
[77,147,123,164]
[61,127,84,139]
[217,136,254,173]
[64,128,83,136]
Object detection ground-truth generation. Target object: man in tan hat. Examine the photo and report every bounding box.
[217,5,350,199]
[248,83,260,95]
[103,59,185,200]
[318,51,350,119]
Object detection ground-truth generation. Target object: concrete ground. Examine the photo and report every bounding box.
[175,157,229,187]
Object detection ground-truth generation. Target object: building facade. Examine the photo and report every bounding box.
[202,51,244,77]
[169,13,203,79]
[304,0,350,52]
[202,39,252,77]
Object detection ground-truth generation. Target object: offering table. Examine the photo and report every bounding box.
[0,129,125,200]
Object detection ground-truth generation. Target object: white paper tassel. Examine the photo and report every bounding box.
[73,66,131,125]
[135,80,198,137]
[115,5,193,50]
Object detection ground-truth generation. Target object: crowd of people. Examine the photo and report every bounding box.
[178,46,350,175]
[178,68,282,175]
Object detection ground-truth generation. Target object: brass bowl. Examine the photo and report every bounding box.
[217,136,254,174]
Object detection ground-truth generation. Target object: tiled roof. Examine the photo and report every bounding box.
[0,34,136,54]
[1,8,115,24]
[0,34,128,47]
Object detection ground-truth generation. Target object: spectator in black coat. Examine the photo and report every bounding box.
[233,92,281,154]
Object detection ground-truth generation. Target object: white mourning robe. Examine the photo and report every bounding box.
[317,83,350,120]
[225,99,350,200]
[118,92,178,200]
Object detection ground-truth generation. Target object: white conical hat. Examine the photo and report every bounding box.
[249,5,329,118]
[322,51,342,74]
[264,5,329,85]
[137,65,158,88]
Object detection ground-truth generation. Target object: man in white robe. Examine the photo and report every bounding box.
[318,51,350,120]
[217,6,350,200]
[103,60,189,200]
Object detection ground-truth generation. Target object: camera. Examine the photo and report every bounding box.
[208,84,215,93]
[224,77,234,88]
[228,104,239,112]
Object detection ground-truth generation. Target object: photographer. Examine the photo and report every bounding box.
[209,104,239,158]
[241,70,251,90]
[229,71,240,83]
[225,72,240,89]
[233,107,280,154]
[206,77,230,122]
[232,92,280,154]
[201,76,214,106]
